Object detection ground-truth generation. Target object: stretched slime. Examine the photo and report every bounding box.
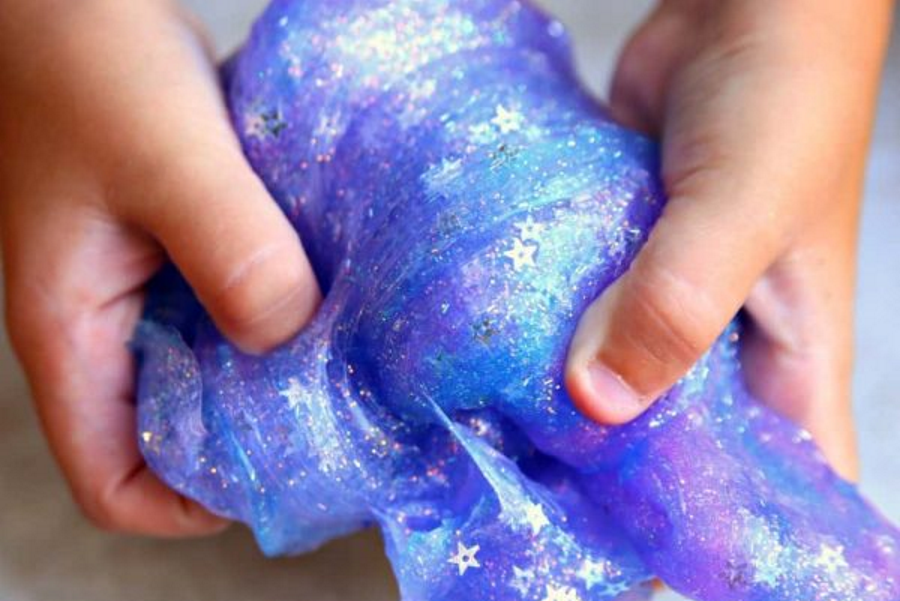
[134,1,900,599]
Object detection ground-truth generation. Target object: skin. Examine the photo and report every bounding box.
[0,0,321,535]
[0,0,892,537]
[566,0,895,482]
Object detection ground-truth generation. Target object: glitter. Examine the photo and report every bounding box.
[503,237,538,270]
[492,104,525,133]
[448,541,482,575]
[523,502,550,535]
[133,1,900,600]
[510,565,535,595]
[543,584,581,601]
[514,215,545,241]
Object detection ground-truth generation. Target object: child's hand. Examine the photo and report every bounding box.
[0,1,320,535]
[566,0,894,481]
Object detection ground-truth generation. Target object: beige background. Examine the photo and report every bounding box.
[1,2,897,600]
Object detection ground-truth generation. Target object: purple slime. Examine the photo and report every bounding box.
[134,1,900,600]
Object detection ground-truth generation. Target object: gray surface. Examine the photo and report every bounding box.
[0,2,897,600]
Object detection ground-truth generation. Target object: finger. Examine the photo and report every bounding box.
[742,203,860,480]
[2,204,229,536]
[568,56,796,423]
[121,145,322,354]
[566,5,884,426]
[565,190,780,425]
[33,0,322,354]
[607,3,692,134]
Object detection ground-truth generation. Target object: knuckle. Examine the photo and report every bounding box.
[662,127,732,197]
[212,244,306,332]
[74,487,125,533]
[626,259,710,369]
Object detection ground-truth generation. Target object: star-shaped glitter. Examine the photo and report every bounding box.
[469,122,496,145]
[523,502,550,535]
[579,559,633,596]
[245,109,287,139]
[543,584,581,601]
[492,104,525,134]
[514,216,545,241]
[437,212,463,236]
[720,559,750,590]
[503,238,538,271]
[448,541,481,576]
[753,562,783,589]
[510,566,535,596]
[489,143,520,171]
[278,378,305,410]
[577,559,611,590]
[814,544,848,572]
[430,157,463,187]
[600,581,632,597]
[244,113,268,139]
[472,316,498,345]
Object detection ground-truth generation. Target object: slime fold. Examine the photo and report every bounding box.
[134,1,900,599]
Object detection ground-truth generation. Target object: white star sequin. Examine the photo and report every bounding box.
[577,559,611,590]
[510,566,534,596]
[448,541,481,576]
[492,104,525,134]
[278,378,305,410]
[753,563,782,589]
[515,216,545,241]
[579,562,631,599]
[523,502,550,535]
[503,238,537,270]
[814,544,848,572]
[543,584,581,601]
[469,122,496,145]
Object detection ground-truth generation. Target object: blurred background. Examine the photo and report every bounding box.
[0,2,897,600]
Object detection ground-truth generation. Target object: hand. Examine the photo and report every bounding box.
[0,0,321,535]
[566,0,894,480]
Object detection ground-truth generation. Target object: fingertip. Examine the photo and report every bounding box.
[565,360,650,426]
[206,240,323,355]
[565,287,661,425]
[128,149,324,354]
[218,267,322,355]
[176,496,232,535]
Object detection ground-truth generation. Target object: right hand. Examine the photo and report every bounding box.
[565,0,893,481]
[0,0,321,536]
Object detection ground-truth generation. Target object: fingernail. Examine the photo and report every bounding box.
[586,361,643,414]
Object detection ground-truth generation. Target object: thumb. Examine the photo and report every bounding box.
[126,149,321,353]
[564,0,867,425]
[564,121,794,424]
[565,196,778,424]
